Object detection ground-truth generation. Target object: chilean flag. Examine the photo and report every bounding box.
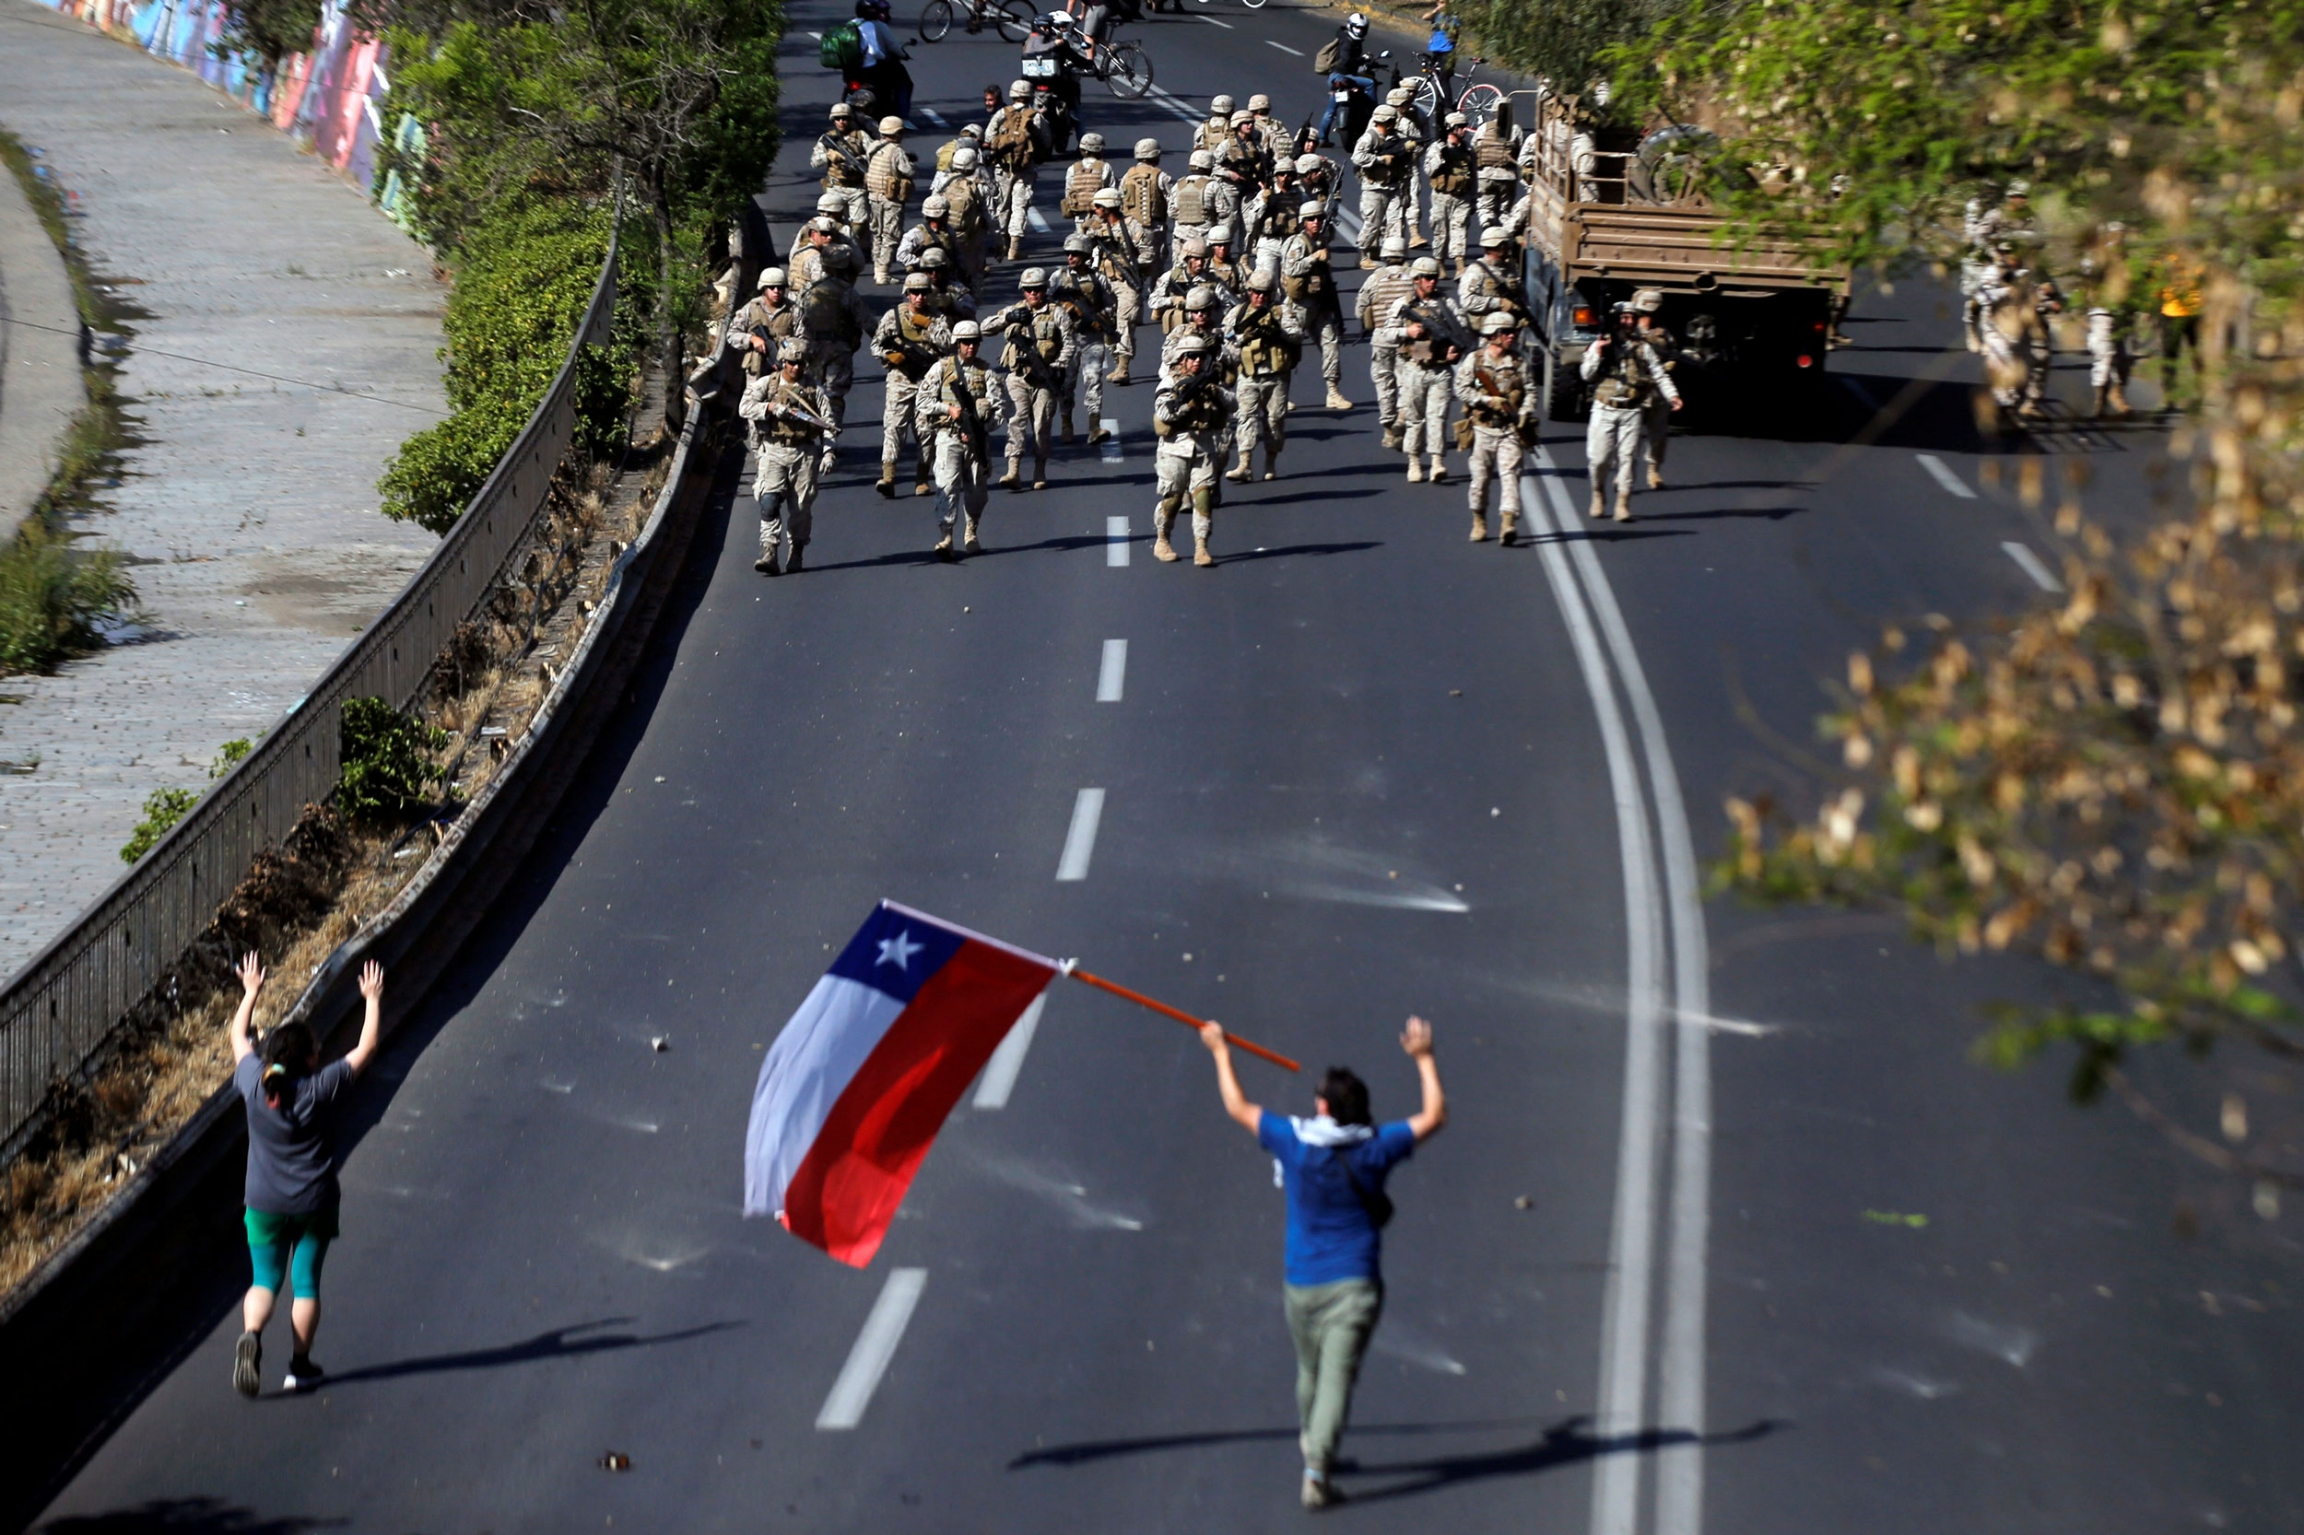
[743,902,1059,1267]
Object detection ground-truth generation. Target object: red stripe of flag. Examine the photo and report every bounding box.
[781,939,1053,1267]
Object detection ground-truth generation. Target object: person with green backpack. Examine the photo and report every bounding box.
[822,0,913,117]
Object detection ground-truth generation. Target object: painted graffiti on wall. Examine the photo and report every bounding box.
[47,0,416,222]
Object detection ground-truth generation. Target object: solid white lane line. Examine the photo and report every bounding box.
[917,107,947,128]
[1097,638,1128,702]
[1266,38,1302,54]
[1106,513,1131,566]
[1027,206,1050,233]
[1056,788,1105,881]
[1337,208,1364,244]
[1100,417,1122,461]
[815,1268,928,1430]
[2003,540,2063,591]
[1550,460,1716,1535]
[1916,453,1977,499]
[1147,87,1207,128]
[1521,459,1668,1535]
[974,993,1046,1109]
[1198,12,1233,25]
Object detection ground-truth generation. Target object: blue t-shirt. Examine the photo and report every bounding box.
[1258,1112,1416,1287]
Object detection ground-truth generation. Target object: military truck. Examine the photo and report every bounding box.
[1518,104,1851,421]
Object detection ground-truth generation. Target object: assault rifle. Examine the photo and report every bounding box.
[770,395,841,436]
[818,131,870,185]
[944,362,990,457]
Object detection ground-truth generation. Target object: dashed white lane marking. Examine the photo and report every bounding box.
[1097,638,1128,701]
[1916,453,1977,499]
[816,1268,929,1430]
[1337,207,1364,244]
[1027,205,1050,233]
[1146,86,1207,127]
[1100,417,1122,461]
[1056,788,1106,881]
[1197,12,1234,25]
[974,993,1046,1109]
[1266,38,1302,54]
[2002,540,2063,591]
[1106,513,1131,566]
[917,107,947,128]
[805,29,821,38]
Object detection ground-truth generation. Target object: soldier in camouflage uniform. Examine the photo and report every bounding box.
[800,244,873,468]
[1160,284,1234,387]
[1196,95,1236,157]
[1051,233,1119,440]
[1579,299,1681,522]
[811,104,875,268]
[1294,150,1344,223]
[1063,132,1118,238]
[1224,271,1307,484]
[985,80,1053,262]
[1151,335,1237,567]
[1169,149,1218,252]
[872,272,953,498]
[1242,162,1303,278]
[1457,226,1531,347]
[915,320,1008,557]
[1118,139,1173,298]
[895,195,962,278]
[1352,107,1415,267]
[739,338,835,576]
[1152,238,1214,334]
[985,267,1076,490]
[865,117,916,286]
[1357,237,1413,446]
[1454,313,1535,544]
[789,191,861,269]
[916,248,978,322]
[1088,190,1147,384]
[1423,113,1478,275]
[1280,202,1350,409]
[1204,222,1244,296]
[1386,256,1472,482]
[726,266,801,378]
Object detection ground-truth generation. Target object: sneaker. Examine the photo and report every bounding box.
[283,1356,326,1394]
[233,1330,261,1398]
[1302,1474,1347,1510]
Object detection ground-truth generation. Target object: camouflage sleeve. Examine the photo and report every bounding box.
[1052,306,1078,374]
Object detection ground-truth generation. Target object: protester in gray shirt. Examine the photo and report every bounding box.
[229,950,384,1397]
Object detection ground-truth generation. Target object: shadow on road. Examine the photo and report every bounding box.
[274,1317,744,1391]
[36,1498,347,1534]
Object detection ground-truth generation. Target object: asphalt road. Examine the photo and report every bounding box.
[33,6,2304,1533]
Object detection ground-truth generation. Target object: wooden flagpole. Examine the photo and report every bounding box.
[1065,966,1302,1072]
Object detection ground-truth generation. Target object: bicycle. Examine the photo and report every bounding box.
[919,0,1031,43]
[1408,52,1499,126]
[1049,17,1153,97]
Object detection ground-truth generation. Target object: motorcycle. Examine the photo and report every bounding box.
[1325,48,1408,149]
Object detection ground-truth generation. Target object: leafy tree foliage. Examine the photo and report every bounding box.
[338,698,448,824]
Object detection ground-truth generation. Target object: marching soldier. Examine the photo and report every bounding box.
[1152,237,1215,333]
[1205,221,1245,294]
[1089,190,1147,384]
[1170,149,1219,251]
[1424,113,1478,275]
[1160,283,1233,385]
[1352,106,1415,267]
[986,267,1076,490]
[1472,102,1525,234]
[1051,232,1120,442]
[865,118,916,285]
[933,121,983,175]
[1294,149,1344,222]
[1386,256,1472,482]
[1386,85,1428,247]
[938,147,993,293]
[1243,163,1303,277]
[1454,313,1535,544]
[986,80,1052,262]
[740,339,836,576]
[726,266,801,379]
[788,216,852,296]
[790,192,861,270]
[812,105,875,267]
[895,194,962,277]
[871,272,953,497]
[1063,132,1118,236]
[1222,109,1275,192]
[1119,139,1173,293]
[1224,270,1306,483]
[1247,93,1291,159]
[916,247,977,321]
[1358,236,1414,446]
[1579,299,1681,521]
[1458,225,1532,344]
[800,244,872,464]
[1151,334,1237,567]
[1197,95,1237,156]
[1628,289,1678,487]
[1280,201,1350,410]
[916,320,1008,558]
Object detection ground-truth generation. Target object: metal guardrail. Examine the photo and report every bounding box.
[0,219,621,1161]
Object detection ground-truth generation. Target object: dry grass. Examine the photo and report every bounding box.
[0,446,665,1298]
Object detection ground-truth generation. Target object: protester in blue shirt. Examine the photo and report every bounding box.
[1202,1014,1446,1509]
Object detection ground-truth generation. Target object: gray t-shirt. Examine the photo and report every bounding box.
[235,1053,354,1216]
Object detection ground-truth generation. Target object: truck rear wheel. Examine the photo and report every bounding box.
[1543,350,1586,423]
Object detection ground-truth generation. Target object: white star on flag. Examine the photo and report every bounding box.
[876,930,923,971]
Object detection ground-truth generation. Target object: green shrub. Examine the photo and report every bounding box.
[338,697,448,823]
[0,515,137,677]
[117,738,263,864]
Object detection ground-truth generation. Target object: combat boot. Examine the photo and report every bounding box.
[1589,489,1606,519]
[913,452,933,497]
[1007,235,1022,261]
[2107,381,2131,417]
[1613,490,1633,523]
[1032,456,1048,490]
[754,545,780,575]
[1262,449,1280,482]
[877,460,897,498]
[1381,423,1402,450]
[1469,512,1488,542]
[1406,457,1424,483]
[1087,419,1111,445]
[1647,465,1665,490]
[784,543,806,574]
[1498,512,1519,546]
[1000,463,1023,491]
[1224,448,1253,484]
[1325,385,1352,410]
[1194,536,1215,568]
[1061,406,1076,443]
[1152,505,1180,562]
[1359,255,1380,270]
[934,531,956,560]
[1107,358,1131,385]
[963,516,983,555]
[1428,456,1449,484]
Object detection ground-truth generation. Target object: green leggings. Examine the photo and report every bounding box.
[245,1204,337,1300]
[1285,1278,1384,1476]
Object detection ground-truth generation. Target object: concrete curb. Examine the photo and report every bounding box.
[0,150,86,542]
[0,201,765,1529]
